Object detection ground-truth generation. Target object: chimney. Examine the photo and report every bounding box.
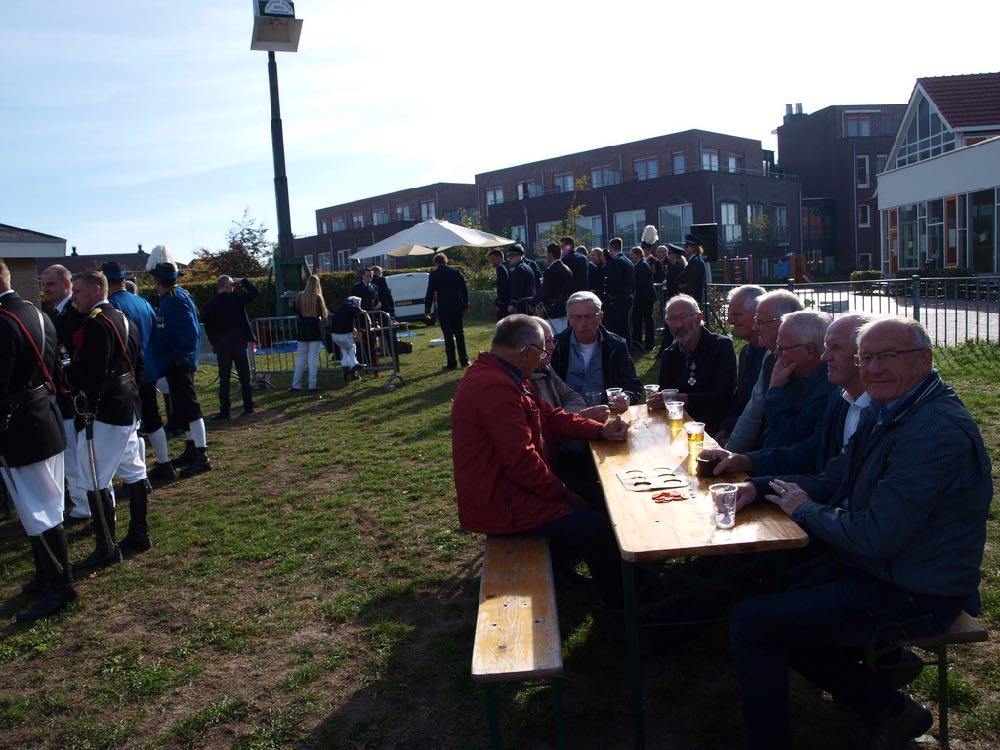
[137,243,144,254]
[785,104,793,117]
[71,246,78,256]
[795,103,803,115]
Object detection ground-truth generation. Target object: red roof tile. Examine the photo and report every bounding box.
[916,72,1000,129]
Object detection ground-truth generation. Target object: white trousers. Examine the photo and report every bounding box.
[2,454,65,536]
[329,332,358,369]
[76,419,144,493]
[63,418,90,517]
[292,341,323,389]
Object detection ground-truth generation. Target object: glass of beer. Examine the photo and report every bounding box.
[684,421,705,450]
[665,400,685,431]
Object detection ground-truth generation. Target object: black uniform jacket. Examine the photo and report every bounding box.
[634,258,656,305]
[493,263,511,308]
[70,302,142,426]
[604,253,635,303]
[540,259,572,317]
[657,327,737,435]
[52,298,85,420]
[373,275,395,315]
[565,251,590,294]
[424,266,469,316]
[0,292,66,466]
[203,278,260,349]
[352,280,380,312]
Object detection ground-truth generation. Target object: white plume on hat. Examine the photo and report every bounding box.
[146,244,174,271]
[641,225,658,245]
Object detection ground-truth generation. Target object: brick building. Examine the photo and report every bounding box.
[1,223,65,300]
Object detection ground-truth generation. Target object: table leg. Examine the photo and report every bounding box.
[622,560,645,749]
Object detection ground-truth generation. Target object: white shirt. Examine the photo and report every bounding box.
[841,390,872,445]
[578,341,598,368]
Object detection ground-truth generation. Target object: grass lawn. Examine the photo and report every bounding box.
[1,321,997,749]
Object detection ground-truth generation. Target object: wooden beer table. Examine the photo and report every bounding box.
[589,405,808,749]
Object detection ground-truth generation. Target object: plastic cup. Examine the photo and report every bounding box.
[684,421,706,449]
[643,384,660,399]
[710,482,738,529]
[661,388,679,402]
[606,387,628,414]
[584,391,603,407]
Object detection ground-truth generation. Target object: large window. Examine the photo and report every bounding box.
[858,204,871,228]
[352,212,365,229]
[396,204,411,221]
[721,202,741,244]
[845,114,873,137]
[321,221,328,234]
[517,181,542,199]
[895,94,957,167]
[332,216,346,232]
[774,205,789,244]
[535,221,557,249]
[728,153,744,173]
[658,203,693,244]
[372,207,389,225]
[613,210,646,247]
[420,200,436,220]
[702,148,719,172]
[318,252,333,271]
[575,215,604,248]
[634,157,658,181]
[553,173,574,193]
[486,187,503,205]
[509,225,527,244]
[746,203,764,222]
[672,152,685,175]
[591,165,621,188]
[856,155,869,188]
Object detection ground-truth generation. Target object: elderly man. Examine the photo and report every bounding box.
[709,313,875,477]
[550,291,643,408]
[725,290,804,452]
[715,285,767,443]
[650,294,736,435]
[39,264,90,521]
[729,317,992,750]
[451,314,629,606]
[202,274,260,420]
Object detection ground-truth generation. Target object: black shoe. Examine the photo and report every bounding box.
[179,449,212,478]
[876,647,925,690]
[443,364,457,370]
[15,587,78,624]
[171,440,196,468]
[211,411,230,420]
[148,461,176,483]
[242,405,255,416]
[118,532,152,553]
[21,574,51,596]
[72,544,123,574]
[287,387,301,393]
[867,695,933,750]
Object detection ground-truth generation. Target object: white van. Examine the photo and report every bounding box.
[385,272,432,324]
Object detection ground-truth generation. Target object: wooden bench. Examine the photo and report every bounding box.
[472,535,565,749]
[869,610,988,750]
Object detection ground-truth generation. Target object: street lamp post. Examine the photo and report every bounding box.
[251,1,303,315]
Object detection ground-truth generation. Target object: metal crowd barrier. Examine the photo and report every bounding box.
[354,309,404,392]
[708,275,1000,347]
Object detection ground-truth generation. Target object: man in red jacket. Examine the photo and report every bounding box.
[451,314,629,606]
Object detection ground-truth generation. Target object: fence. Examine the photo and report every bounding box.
[709,276,1000,347]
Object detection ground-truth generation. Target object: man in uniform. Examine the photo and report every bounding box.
[352,268,382,313]
[69,270,145,571]
[603,237,635,347]
[629,245,656,352]
[148,259,212,477]
[202,274,259,420]
[561,236,589,295]
[39,263,90,521]
[370,266,395,318]
[0,259,77,622]
[487,248,510,320]
[505,245,536,314]
[678,233,708,307]
[423,253,469,370]
[539,243,572,334]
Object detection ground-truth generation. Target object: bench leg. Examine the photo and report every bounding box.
[552,677,566,750]
[937,645,949,750]
[484,684,503,750]
[622,560,645,749]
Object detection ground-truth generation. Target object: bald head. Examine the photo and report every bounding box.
[40,264,72,304]
[856,318,933,403]
[820,313,876,397]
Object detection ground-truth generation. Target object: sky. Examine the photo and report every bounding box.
[2,1,998,265]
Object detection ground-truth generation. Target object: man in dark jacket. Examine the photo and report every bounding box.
[1,259,76,623]
[505,245,536,314]
[561,236,590,294]
[539,243,572,333]
[352,268,381,312]
[487,248,510,320]
[603,237,635,347]
[550,291,643,406]
[203,275,260,419]
[715,285,768,443]
[629,246,656,352]
[424,253,470,369]
[371,266,395,317]
[678,233,708,307]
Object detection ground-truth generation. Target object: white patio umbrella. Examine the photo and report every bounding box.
[349,218,515,260]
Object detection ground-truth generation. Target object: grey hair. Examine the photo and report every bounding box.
[532,316,554,335]
[728,284,767,310]
[857,316,932,352]
[780,310,832,352]
[757,289,804,317]
[494,314,544,349]
[42,264,72,282]
[666,293,701,315]
[566,291,603,313]
[830,312,878,350]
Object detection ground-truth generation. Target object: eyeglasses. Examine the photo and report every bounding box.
[543,336,557,345]
[666,311,700,325]
[568,313,599,322]
[521,343,551,359]
[753,316,781,328]
[853,348,925,366]
[774,342,809,355]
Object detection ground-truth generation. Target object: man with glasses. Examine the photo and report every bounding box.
[451,314,630,608]
[725,290,803,452]
[550,291,643,408]
[729,316,991,750]
[716,285,768,443]
[648,294,736,435]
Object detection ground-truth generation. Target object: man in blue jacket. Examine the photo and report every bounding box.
[423,253,469,370]
[729,317,992,750]
[149,261,211,477]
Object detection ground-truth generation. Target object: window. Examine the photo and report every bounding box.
[658,203,693,244]
[774,205,789,244]
[613,210,646,247]
[352,212,365,229]
[337,250,352,271]
[303,255,314,273]
[590,165,621,188]
[372,207,389,226]
[634,157,658,181]
[318,252,332,272]
[396,204,411,221]
[746,203,764,222]
[509,225,527,244]
[517,181,542,199]
[720,202,741,244]
[321,221,328,234]
[702,148,719,172]
[875,154,888,175]
[332,216,346,232]
[575,215,604,247]
[858,204,871,228]
[728,154,744,173]
[486,187,504,206]
[845,114,873,137]
[553,173,574,193]
[672,152,685,175]
[535,221,557,249]
[856,155,869,188]
[895,94,957,167]
[420,200,436,220]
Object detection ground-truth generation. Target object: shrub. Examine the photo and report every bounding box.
[849,270,883,281]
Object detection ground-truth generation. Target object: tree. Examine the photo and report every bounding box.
[739,214,775,260]
[541,176,592,248]
[197,208,273,278]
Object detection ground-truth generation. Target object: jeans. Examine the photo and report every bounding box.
[216,343,253,412]
[292,341,323,389]
[730,555,964,750]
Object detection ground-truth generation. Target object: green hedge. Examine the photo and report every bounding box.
[849,270,884,281]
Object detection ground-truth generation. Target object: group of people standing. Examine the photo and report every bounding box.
[0,249,212,623]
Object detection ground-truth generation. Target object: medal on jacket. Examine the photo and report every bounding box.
[687,360,697,387]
